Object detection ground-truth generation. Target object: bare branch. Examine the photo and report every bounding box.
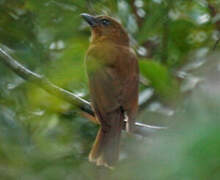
[0,47,167,137]
[213,37,220,51]
[208,3,220,51]
[0,47,93,115]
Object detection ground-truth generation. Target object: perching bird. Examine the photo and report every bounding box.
[81,13,139,168]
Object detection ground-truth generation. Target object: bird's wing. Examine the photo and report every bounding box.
[85,45,138,128]
[120,49,139,114]
[87,60,121,112]
[117,48,139,132]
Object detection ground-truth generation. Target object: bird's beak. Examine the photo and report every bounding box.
[81,13,97,27]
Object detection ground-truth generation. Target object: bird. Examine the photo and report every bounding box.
[81,13,139,168]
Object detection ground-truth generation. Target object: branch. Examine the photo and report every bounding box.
[131,0,144,27]
[0,46,167,137]
[208,2,220,51]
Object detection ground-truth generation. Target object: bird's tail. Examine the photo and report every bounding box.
[89,108,124,168]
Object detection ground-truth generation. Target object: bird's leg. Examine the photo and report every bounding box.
[125,112,132,133]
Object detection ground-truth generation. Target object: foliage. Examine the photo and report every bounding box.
[0,0,220,179]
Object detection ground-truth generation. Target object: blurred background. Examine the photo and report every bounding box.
[0,0,220,179]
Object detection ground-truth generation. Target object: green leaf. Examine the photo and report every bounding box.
[139,60,179,100]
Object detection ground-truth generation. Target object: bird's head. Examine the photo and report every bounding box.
[81,13,129,46]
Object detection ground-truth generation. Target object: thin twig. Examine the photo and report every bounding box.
[208,2,220,51]
[213,37,220,51]
[0,47,167,137]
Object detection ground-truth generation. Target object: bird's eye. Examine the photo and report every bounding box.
[101,19,110,26]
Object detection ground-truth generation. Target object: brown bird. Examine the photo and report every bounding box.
[81,13,139,168]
